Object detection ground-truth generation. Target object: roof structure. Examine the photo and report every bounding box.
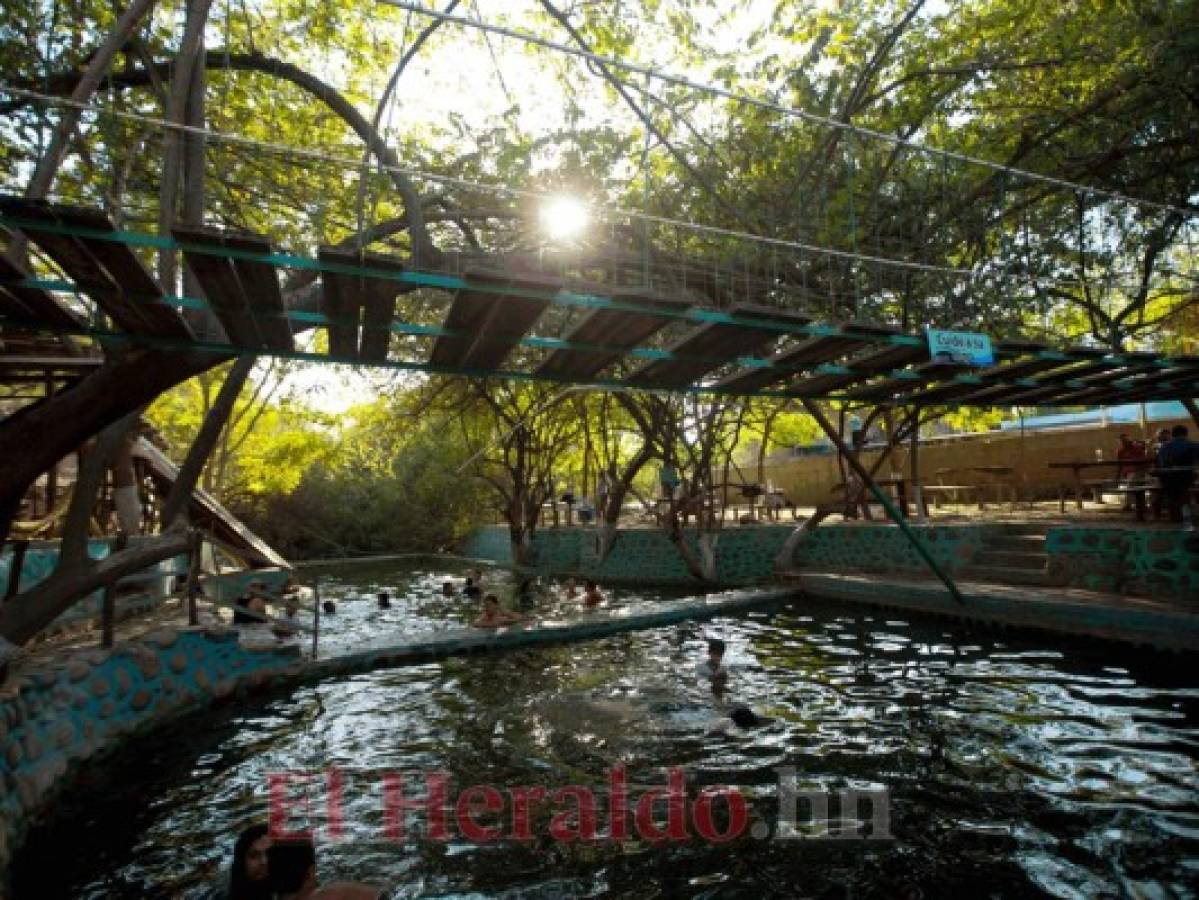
[2,198,1197,409]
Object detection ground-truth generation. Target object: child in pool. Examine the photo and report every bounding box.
[581,580,605,607]
[473,594,524,628]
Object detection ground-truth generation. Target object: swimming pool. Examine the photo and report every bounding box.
[13,562,1199,897]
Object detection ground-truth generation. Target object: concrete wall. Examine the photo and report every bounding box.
[1047,528,1199,597]
[763,417,1193,506]
[464,523,1199,599]
[461,523,987,585]
[0,628,302,879]
[0,539,190,631]
[463,524,796,584]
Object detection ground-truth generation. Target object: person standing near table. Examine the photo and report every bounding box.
[1156,425,1199,523]
[1116,434,1148,510]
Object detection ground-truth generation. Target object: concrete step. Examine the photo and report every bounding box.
[998,523,1053,537]
[989,534,1047,552]
[960,565,1062,587]
[974,549,1048,569]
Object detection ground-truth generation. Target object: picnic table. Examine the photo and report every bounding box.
[1048,459,1154,511]
[832,476,926,518]
[939,465,1019,509]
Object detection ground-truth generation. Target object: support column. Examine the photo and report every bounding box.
[909,410,926,523]
[1183,398,1199,432]
[801,400,964,605]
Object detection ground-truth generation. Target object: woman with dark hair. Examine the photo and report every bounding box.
[226,823,272,900]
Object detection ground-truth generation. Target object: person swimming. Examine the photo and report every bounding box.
[441,581,455,598]
[225,823,272,900]
[581,579,605,607]
[472,594,523,629]
[697,638,728,688]
[321,600,336,615]
[267,838,380,899]
[463,578,482,599]
[562,577,579,599]
[377,591,391,610]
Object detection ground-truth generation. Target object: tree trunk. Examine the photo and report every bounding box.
[0,529,191,645]
[162,355,255,527]
[157,0,215,289]
[20,0,158,204]
[0,348,225,544]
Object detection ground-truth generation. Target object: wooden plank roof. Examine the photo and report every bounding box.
[1,198,190,339]
[625,304,811,390]
[2,202,1197,411]
[535,287,689,380]
[318,247,405,362]
[429,267,560,371]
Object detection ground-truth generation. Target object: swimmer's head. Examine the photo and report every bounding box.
[730,705,760,728]
[321,600,336,614]
[483,594,499,611]
[585,580,598,591]
[442,581,455,596]
[707,638,726,664]
[377,591,391,609]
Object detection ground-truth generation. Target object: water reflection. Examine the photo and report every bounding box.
[13,564,1199,898]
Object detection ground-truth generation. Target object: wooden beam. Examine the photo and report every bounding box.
[800,398,964,604]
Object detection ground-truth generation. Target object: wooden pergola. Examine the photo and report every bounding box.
[4,197,1198,604]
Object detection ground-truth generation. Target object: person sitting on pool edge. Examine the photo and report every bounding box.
[581,579,605,607]
[231,580,272,625]
[268,838,380,899]
[222,823,272,900]
[697,638,729,687]
[472,593,524,628]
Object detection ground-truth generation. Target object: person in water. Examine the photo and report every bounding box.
[697,638,729,688]
[232,581,270,624]
[271,596,301,640]
[377,591,391,610]
[441,581,455,598]
[562,577,579,599]
[225,823,272,900]
[472,594,524,628]
[267,838,380,899]
[581,580,605,607]
[321,600,336,615]
[463,578,482,599]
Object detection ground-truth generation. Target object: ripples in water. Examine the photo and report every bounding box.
[12,563,1199,898]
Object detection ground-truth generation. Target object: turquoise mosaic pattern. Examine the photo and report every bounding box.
[1047,528,1199,599]
[0,629,300,876]
[463,525,794,584]
[791,525,993,574]
[0,540,190,629]
[464,523,1198,598]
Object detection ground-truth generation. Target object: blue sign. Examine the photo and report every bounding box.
[925,328,994,366]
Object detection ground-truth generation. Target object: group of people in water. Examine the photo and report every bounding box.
[229,568,608,634]
[469,572,605,628]
[222,827,378,899]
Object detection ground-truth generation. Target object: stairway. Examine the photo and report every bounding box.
[961,525,1062,587]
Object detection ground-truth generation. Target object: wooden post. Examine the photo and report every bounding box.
[311,577,321,659]
[801,399,965,605]
[4,540,29,601]
[1183,398,1199,432]
[100,583,115,648]
[909,410,925,523]
[185,529,201,626]
[45,374,57,516]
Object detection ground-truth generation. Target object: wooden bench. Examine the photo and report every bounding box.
[920,484,977,508]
